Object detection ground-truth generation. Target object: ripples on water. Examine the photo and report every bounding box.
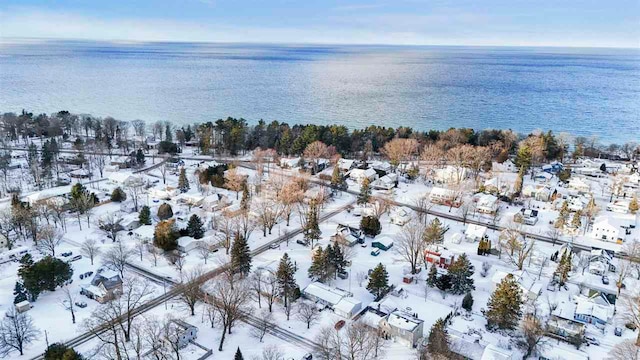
[0,40,638,143]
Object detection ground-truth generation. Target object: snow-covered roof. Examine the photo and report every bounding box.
[537,347,588,360]
[361,310,385,329]
[15,300,30,308]
[334,297,361,315]
[133,225,155,239]
[387,311,422,332]
[108,172,140,184]
[337,158,355,170]
[303,282,349,306]
[465,223,487,239]
[373,236,393,247]
[480,344,513,360]
[429,187,455,198]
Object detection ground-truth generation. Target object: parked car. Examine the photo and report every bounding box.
[337,272,348,280]
[85,271,93,277]
[360,243,367,248]
[615,327,623,336]
[602,276,610,285]
[371,248,380,256]
[69,255,82,262]
[79,274,84,280]
[584,335,600,346]
[75,301,87,308]
[334,320,346,330]
[296,239,309,246]
[302,354,313,360]
[270,243,279,250]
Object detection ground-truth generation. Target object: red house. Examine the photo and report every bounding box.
[424,249,455,269]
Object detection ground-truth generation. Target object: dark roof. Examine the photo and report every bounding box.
[91,272,123,290]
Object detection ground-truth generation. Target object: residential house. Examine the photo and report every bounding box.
[371,173,398,190]
[574,298,612,326]
[177,236,205,253]
[538,347,589,360]
[203,193,232,212]
[149,186,180,200]
[69,169,91,179]
[390,207,411,226]
[429,187,460,207]
[514,208,539,225]
[480,344,515,360]
[337,158,356,172]
[348,168,378,184]
[542,161,564,174]
[330,224,365,247]
[522,184,553,201]
[491,271,542,302]
[121,213,141,231]
[476,194,498,214]
[568,178,591,193]
[607,199,630,214]
[371,236,394,251]
[379,311,424,348]
[533,172,553,183]
[279,157,301,168]
[590,217,623,243]
[424,249,455,269]
[81,270,123,303]
[302,282,361,318]
[433,166,468,184]
[464,223,487,242]
[108,172,142,187]
[492,159,517,173]
[167,319,198,349]
[132,225,155,244]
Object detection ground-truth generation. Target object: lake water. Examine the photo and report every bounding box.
[1,40,639,143]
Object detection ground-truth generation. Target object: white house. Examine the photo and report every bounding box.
[348,168,378,184]
[568,178,590,193]
[522,184,553,201]
[434,166,467,184]
[279,157,301,168]
[337,158,356,172]
[591,217,622,243]
[492,159,517,173]
[177,236,204,253]
[480,344,515,360]
[149,187,180,200]
[607,199,630,214]
[476,194,498,214]
[371,173,398,190]
[429,187,459,206]
[380,311,424,348]
[302,282,361,318]
[390,207,411,226]
[465,223,487,242]
[108,172,142,187]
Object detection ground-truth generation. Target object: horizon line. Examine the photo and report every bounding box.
[2,36,639,51]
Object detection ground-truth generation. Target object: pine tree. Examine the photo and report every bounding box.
[110,187,127,202]
[139,205,151,225]
[357,177,371,205]
[308,247,326,281]
[462,292,474,312]
[234,348,244,360]
[303,202,321,246]
[555,201,569,229]
[240,181,250,210]
[13,282,28,304]
[514,166,524,195]
[427,263,438,287]
[331,244,346,277]
[571,210,582,229]
[367,263,389,299]
[177,168,190,193]
[231,233,251,276]
[360,216,381,237]
[448,253,475,295]
[330,166,343,188]
[424,218,446,245]
[554,252,572,286]
[427,318,451,356]
[630,195,639,214]
[186,214,205,239]
[277,253,297,308]
[435,273,452,292]
[484,274,523,331]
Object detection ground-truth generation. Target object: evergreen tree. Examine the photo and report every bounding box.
[277,253,297,308]
[462,292,474,312]
[186,214,205,239]
[240,181,250,210]
[515,145,532,171]
[330,166,346,190]
[427,263,438,287]
[234,347,244,360]
[571,210,582,229]
[514,166,524,195]
[555,201,569,229]
[45,343,85,360]
[139,205,152,225]
[360,216,381,237]
[13,282,28,304]
[435,273,452,292]
[448,253,475,295]
[308,247,326,281]
[554,252,572,286]
[303,202,321,246]
[110,187,127,202]
[630,195,639,214]
[331,244,347,277]
[18,256,73,301]
[153,219,179,251]
[357,177,371,205]
[367,263,389,299]
[135,149,145,166]
[157,203,173,220]
[427,318,451,357]
[424,218,446,244]
[484,274,523,331]
[177,168,190,193]
[230,233,251,276]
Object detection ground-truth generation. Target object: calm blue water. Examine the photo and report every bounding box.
[1,40,639,143]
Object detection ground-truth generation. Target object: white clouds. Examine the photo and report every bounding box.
[0,6,637,48]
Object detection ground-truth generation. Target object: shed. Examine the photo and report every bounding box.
[372,236,394,251]
[15,301,32,313]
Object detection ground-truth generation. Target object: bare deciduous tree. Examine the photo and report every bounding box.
[210,276,250,351]
[608,340,640,360]
[36,224,63,256]
[102,241,133,278]
[179,267,203,316]
[296,302,320,329]
[0,307,40,357]
[60,285,78,324]
[255,199,282,237]
[197,241,213,264]
[250,309,274,342]
[97,213,124,243]
[499,222,536,270]
[224,168,245,200]
[395,219,426,275]
[81,238,101,265]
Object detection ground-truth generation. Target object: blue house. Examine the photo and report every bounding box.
[542,161,564,174]
[573,299,611,327]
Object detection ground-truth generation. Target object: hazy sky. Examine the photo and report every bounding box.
[1,0,638,48]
